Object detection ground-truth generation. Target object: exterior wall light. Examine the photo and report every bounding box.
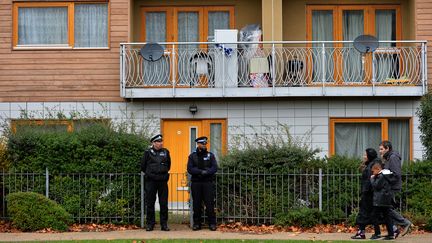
[189,104,198,115]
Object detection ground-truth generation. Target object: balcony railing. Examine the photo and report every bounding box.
[120,41,427,98]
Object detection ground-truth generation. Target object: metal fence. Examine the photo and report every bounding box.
[121,41,428,90]
[1,169,430,226]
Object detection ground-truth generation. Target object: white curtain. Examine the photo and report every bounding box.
[210,123,222,161]
[74,4,108,48]
[145,12,166,42]
[18,7,68,45]
[208,11,230,40]
[312,10,333,82]
[375,10,398,82]
[388,119,410,163]
[343,10,364,83]
[177,12,199,85]
[143,12,169,85]
[335,123,381,158]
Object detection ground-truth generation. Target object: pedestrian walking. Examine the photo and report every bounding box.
[379,140,413,237]
[187,136,218,231]
[141,134,171,231]
[351,148,382,240]
[370,162,397,240]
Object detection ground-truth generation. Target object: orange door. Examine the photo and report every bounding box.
[162,119,226,205]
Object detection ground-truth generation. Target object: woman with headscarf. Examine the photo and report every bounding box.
[351,148,382,239]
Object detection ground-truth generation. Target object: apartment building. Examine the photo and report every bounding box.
[1,0,431,176]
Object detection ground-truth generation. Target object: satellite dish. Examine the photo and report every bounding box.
[140,43,164,62]
[353,35,379,53]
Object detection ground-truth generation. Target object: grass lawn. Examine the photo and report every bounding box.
[38,240,357,243]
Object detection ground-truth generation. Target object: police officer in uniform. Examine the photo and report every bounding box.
[141,134,171,231]
[187,136,218,231]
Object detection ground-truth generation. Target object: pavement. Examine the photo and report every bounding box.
[0,224,430,242]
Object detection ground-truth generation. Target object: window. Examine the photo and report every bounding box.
[306,5,401,84]
[330,118,411,162]
[140,6,235,42]
[13,2,109,48]
[11,119,110,133]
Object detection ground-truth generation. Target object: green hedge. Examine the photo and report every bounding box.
[6,192,73,231]
[217,141,432,227]
[417,93,432,160]
[6,123,149,173]
[3,123,148,224]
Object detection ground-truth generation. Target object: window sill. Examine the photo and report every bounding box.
[13,46,110,51]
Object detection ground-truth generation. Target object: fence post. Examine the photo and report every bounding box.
[45,167,49,199]
[318,168,322,212]
[140,171,145,228]
[321,43,326,95]
[188,173,193,228]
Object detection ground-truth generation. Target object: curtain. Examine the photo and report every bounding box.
[177,12,199,85]
[335,123,381,158]
[74,4,108,48]
[375,10,398,82]
[388,119,410,163]
[190,127,197,154]
[210,123,222,161]
[18,7,68,45]
[143,12,169,85]
[312,10,333,82]
[343,10,364,83]
[208,11,230,40]
[145,12,166,42]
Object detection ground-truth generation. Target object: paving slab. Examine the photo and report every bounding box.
[0,224,430,242]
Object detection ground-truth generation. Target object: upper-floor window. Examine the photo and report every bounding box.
[13,2,109,49]
[141,6,234,42]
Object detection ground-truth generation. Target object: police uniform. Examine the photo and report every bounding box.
[187,136,218,231]
[140,134,171,231]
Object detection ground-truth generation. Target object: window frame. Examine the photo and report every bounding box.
[329,117,412,160]
[306,5,402,42]
[306,5,402,84]
[140,6,235,42]
[12,1,110,50]
[10,118,110,133]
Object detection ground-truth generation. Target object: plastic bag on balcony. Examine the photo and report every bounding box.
[239,24,262,58]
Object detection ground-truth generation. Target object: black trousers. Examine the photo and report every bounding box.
[145,180,168,226]
[191,181,216,226]
[373,206,394,236]
[390,190,410,226]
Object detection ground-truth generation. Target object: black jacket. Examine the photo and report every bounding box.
[361,158,381,193]
[187,149,218,182]
[383,150,402,191]
[141,147,171,181]
[370,170,397,207]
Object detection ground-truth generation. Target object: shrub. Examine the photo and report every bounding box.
[274,207,321,228]
[6,123,149,173]
[417,93,432,160]
[6,192,72,231]
[4,122,149,224]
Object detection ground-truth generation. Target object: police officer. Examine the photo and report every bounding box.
[187,136,218,231]
[141,134,171,231]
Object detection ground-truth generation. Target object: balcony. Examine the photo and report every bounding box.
[120,41,428,98]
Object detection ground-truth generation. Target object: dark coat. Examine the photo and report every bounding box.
[140,147,171,181]
[383,150,402,192]
[356,159,380,225]
[371,170,396,207]
[187,149,218,182]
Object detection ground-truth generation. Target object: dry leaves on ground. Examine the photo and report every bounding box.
[218,222,427,235]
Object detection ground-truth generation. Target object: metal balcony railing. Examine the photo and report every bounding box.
[120,41,427,97]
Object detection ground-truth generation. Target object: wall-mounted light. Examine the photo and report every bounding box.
[189,104,198,115]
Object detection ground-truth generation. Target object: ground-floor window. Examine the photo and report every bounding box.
[329,118,410,162]
[11,119,109,133]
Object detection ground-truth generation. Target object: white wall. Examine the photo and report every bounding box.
[0,98,424,160]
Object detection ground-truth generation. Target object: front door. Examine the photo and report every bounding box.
[162,119,226,208]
